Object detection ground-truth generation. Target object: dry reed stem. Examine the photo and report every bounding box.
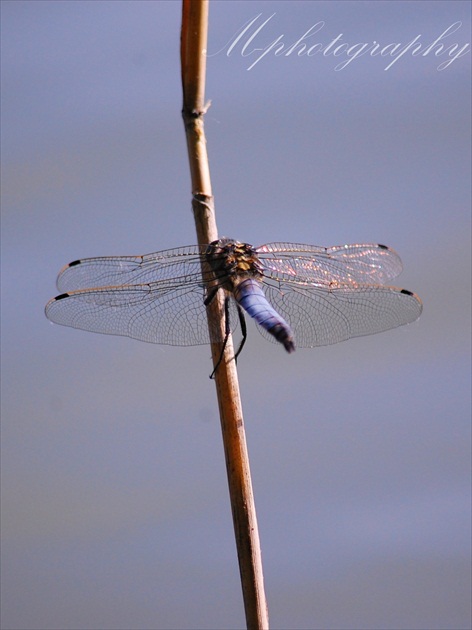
[180,2,269,628]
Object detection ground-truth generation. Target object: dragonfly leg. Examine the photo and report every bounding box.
[209,295,232,379]
[204,285,218,307]
[234,303,247,363]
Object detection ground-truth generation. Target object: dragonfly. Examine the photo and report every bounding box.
[45,238,422,372]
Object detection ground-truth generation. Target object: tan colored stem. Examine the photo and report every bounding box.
[180,2,269,628]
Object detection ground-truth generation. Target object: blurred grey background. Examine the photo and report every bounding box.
[1,1,470,629]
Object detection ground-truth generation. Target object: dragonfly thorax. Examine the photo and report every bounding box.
[206,239,264,288]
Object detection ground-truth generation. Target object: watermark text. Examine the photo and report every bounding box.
[207,14,470,71]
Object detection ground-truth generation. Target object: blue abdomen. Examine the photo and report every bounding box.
[233,278,295,352]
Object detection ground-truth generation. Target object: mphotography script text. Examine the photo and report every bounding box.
[207,14,470,71]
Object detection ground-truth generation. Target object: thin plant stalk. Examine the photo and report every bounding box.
[180,2,269,628]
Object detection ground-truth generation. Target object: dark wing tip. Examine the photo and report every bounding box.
[67,259,82,267]
[378,243,389,250]
[45,293,71,319]
[398,288,423,319]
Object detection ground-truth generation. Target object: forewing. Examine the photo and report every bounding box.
[45,282,240,346]
[55,245,207,292]
[257,242,404,285]
[261,279,422,347]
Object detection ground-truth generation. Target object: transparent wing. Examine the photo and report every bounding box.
[47,240,421,350]
[257,242,404,285]
[45,281,240,346]
[55,245,208,292]
[259,278,422,347]
[56,242,402,292]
